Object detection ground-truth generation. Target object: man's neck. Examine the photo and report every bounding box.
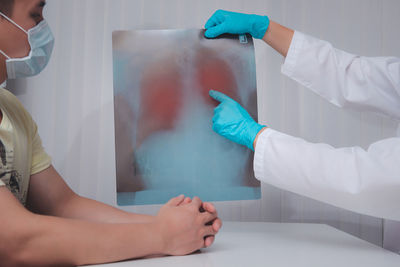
[0,54,7,85]
[0,55,6,125]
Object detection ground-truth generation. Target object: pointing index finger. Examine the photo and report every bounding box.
[209,90,230,103]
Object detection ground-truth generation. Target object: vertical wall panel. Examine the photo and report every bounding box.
[381,0,400,253]
[10,0,400,248]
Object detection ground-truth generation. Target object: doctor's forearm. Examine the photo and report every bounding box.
[253,128,400,220]
[262,21,294,57]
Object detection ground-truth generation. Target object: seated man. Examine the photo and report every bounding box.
[0,0,221,265]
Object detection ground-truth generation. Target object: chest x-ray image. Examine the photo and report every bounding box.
[113,29,261,205]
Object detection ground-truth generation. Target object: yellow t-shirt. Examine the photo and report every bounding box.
[0,87,51,205]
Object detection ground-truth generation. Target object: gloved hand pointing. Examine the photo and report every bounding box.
[205,10,270,39]
[209,90,265,151]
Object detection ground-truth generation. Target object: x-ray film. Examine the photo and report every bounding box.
[113,29,261,205]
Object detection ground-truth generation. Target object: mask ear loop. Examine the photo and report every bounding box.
[0,50,10,59]
[0,11,28,34]
[0,12,28,60]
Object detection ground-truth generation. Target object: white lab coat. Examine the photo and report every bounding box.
[254,31,400,221]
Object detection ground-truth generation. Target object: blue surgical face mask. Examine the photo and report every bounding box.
[0,12,54,79]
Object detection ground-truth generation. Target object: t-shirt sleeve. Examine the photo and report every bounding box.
[30,122,51,175]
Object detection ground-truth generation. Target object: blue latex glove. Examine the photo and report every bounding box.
[209,90,265,151]
[205,10,270,39]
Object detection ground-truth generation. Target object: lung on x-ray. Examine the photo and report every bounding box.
[112,29,261,205]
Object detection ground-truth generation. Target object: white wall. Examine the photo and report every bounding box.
[9,0,400,248]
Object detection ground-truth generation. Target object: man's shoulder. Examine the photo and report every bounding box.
[0,88,27,110]
[0,88,35,133]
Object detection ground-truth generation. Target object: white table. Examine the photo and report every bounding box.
[87,222,400,267]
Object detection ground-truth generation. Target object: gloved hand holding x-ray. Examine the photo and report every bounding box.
[205,9,270,39]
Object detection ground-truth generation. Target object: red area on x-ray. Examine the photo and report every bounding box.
[139,49,239,134]
[140,60,183,130]
[195,48,238,106]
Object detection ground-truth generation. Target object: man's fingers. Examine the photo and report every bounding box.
[204,235,215,248]
[202,202,216,213]
[166,194,185,206]
[209,90,230,103]
[201,211,218,224]
[212,218,222,232]
[190,196,202,209]
[203,225,216,237]
[183,197,192,204]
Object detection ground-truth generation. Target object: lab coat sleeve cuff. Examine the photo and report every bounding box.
[253,128,276,181]
[281,31,306,78]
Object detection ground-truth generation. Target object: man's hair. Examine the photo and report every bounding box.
[0,0,14,16]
